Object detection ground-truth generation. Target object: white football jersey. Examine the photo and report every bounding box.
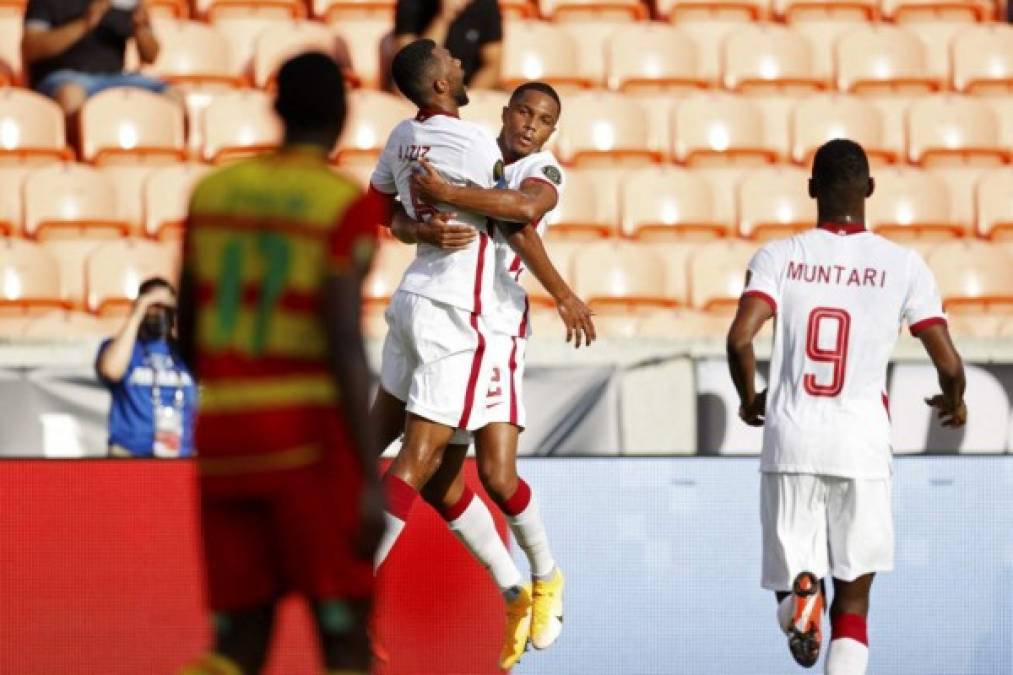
[487,150,566,337]
[370,111,504,315]
[744,224,946,479]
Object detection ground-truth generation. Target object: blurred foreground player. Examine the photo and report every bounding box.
[726,139,967,674]
[177,53,385,675]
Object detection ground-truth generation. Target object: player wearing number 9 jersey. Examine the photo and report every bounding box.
[727,140,967,675]
[177,53,384,675]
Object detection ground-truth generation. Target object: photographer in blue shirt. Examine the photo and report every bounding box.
[96,277,196,458]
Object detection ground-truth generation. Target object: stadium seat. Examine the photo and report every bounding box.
[929,167,983,230]
[619,167,729,240]
[201,89,281,163]
[773,0,875,20]
[0,15,21,86]
[927,241,1013,313]
[737,167,816,239]
[867,95,916,162]
[951,25,1013,95]
[836,26,940,94]
[679,21,743,84]
[910,21,967,83]
[544,169,614,238]
[79,88,186,166]
[555,92,659,166]
[23,163,130,239]
[145,163,211,238]
[867,168,961,239]
[792,20,867,86]
[146,19,243,88]
[0,166,28,235]
[671,94,778,166]
[752,95,799,163]
[86,239,178,315]
[335,164,373,190]
[148,0,191,18]
[881,0,992,22]
[459,89,510,140]
[501,22,589,90]
[976,168,1013,239]
[197,0,307,20]
[99,166,154,232]
[521,239,582,306]
[585,312,641,339]
[0,89,73,165]
[252,20,340,88]
[212,16,279,76]
[907,96,1005,167]
[0,238,65,314]
[791,95,894,164]
[688,239,757,311]
[651,241,698,305]
[606,25,708,93]
[556,168,624,235]
[336,90,414,166]
[557,21,625,88]
[330,18,390,88]
[571,240,676,312]
[722,25,824,94]
[362,238,414,308]
[989,97,1013,154]
[656,0,767,22]
[541,0,647,20]
[312,0,396,21]
[21,310,109,340]
[637,308,731,339]
[696,167,747,225]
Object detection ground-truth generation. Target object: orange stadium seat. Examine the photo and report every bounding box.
[737,167,816,239]
[927,241,1013,314]
[21,310,109,340]
[929,166,984,228]
[678,21,742,84]
[752,95,801,161]
[722,25,825,93]
[558,21,625,88]
[544,169,615,238]
[501,22,588,90]
[539,0,647,20]
[252,20,341,88]
[147,0,191,18]
[606,25,708,92]
[23,163,131,240]
[0,239,65,314]
[792,21,867,86]
[197,0,307,20]
[651,241,697,305]
[696,167,749,224]
[951,25,1013,95]
[0,15,22,86]
[336,90,414,165]
[99,166,154,231]
[836,26,939,95]
[572,167,625,228]
[520,239,582,308]
[988,97,1013,154]
[910,22,967,83]
[619,167,729,240]
[79,89,186,166]
[213,16,279,76]
[0,166,29,235]
[144,163,211,238]
[146,19,244,87]
[688,239,757,312]
[881,0,993,22]
[331,18,391,88]
[671,94,778,166]
[637,308,729,339]
[362,238,414,309]
[0,89,73,165]
[976,168,1013,239]
[656,0,767,21]
[867,168,961,239]
[201,89,282,163]
[791,95,893,164]
[571,240,676,312]
[312,0,396,21]
[86,239,179,315]
[907,96,1005,166]
[459,89,509,140]
[866,95,916,161]
[773,0,875,20]
[555,92,658,166]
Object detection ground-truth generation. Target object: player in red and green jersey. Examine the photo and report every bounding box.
[177,53,386,675]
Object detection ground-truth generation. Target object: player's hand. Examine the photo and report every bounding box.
[85,0,112,28]
[356,481,385,560]
[739,389,767,427]
[925,394,967,428]
[556,292,596,349]
[416,210,476,251]
[410,158,451,204]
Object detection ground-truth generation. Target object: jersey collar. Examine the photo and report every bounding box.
[817,221,867,235]
[416,108,460,122]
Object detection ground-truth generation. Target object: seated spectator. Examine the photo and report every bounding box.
[21,0,168,116]
[96,277,196,458]
[386,0,502,90]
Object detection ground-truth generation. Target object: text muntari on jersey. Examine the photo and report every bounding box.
[786,262,886,288]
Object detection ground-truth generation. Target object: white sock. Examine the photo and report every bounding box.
[507,494,556,580]
[448,495,523,593]
[374,511,406,571]
[777,595,795,634]
[826,637,869,675]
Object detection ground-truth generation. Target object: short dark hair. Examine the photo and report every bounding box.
[138,277,174,297]
[274,52,346,132]
[392,39,439,108]
[811,139,869,197]
[509,82,562,117]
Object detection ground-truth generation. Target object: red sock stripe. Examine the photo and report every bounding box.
[439,487,475,522]
[499,478,532,517]
[383,474,418,522]
[831,613,868,646]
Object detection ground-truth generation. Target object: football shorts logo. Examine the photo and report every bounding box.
[542,165,562,185]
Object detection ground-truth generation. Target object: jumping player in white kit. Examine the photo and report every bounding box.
[726,140,967,674]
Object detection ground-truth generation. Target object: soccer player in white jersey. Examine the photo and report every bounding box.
[366,41,594,669]
[381,82,587,663]
[726,140,967,674]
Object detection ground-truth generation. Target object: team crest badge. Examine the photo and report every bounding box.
[542,165,562,185]
[493,159,505,182]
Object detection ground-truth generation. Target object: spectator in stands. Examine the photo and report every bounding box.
[96,277,196,459]
[21,0,167,116]
[386,0,503,90]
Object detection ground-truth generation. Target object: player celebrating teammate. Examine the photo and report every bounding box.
[380,82,586,659]
[726,139,967,674]
[178,53,383,675]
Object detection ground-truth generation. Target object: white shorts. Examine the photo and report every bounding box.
[380,291,505,431]
[760,473,894,592]
[448,334,527,446]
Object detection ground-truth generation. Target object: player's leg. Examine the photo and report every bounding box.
[825,575,874,675]
[369,387,407,456]
[312,598,373,674]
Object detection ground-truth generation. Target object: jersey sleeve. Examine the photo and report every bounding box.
[329,189,388,276]
[742,244,782,314]
[369,130,398,197]
[903,251,946,336]
[520,154,565,205]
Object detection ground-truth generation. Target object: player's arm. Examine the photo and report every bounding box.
[389,202,476,250]
[916,323,967,427]
[411,157,551,224]
[727,283,775,426]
